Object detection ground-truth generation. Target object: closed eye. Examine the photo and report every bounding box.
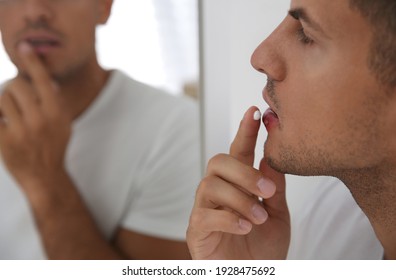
[297,28,314,45]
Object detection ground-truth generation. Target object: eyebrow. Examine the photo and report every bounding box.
[288,8,325,34]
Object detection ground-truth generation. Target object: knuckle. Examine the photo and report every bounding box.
[188,209,203,228]
[230,142,252,159]
[196,176,213,197]
[207,153,227,170]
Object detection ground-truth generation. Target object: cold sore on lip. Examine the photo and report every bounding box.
[262,107,279,131]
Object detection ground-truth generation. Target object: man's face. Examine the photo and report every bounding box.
[251,0,395,176]
[0,0,111,81]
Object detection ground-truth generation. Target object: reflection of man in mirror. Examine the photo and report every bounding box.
[188,0,396,259]
[0,0,200,259]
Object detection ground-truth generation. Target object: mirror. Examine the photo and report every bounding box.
[0,0,201,260]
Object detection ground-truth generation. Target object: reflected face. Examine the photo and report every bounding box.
[251,0,395,176]
[0,0,111,81]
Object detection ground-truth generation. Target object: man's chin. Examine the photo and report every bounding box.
[264,156,289,174]
[264,155,323,177]
[264,138,317,176]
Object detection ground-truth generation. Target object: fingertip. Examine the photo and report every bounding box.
[257,177,277,199]
[18,42,33,56]
[243,106,261,121]
[252,204,269,224]
[17,43,36,73]
[231,106,262,165]
[238,218,253,233]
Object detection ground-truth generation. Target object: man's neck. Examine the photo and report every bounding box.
[55,58,110,121]
[338,164,396,259]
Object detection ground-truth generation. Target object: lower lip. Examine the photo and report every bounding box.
[30,44,60,55]
[262,108,279,132]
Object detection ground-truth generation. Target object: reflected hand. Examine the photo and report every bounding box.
[0,43,71,191]
[187,107,290,259]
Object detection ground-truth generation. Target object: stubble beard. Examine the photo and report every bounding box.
[264,138,337,177]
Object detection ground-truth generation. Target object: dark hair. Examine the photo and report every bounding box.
[349,0,396,89]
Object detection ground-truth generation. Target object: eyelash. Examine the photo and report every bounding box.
[297,28,314,45]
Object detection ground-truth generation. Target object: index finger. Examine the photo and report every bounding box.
[229,106,261,166]
[18,42,59,114]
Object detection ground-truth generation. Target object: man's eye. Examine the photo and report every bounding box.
[297,28,314,45]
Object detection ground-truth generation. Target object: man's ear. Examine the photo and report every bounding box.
[97,0,114,25]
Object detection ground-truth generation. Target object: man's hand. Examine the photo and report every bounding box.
[0,42,71,193]
[0,43,121,259]
[187,106,290,259]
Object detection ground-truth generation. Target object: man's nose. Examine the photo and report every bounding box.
[250,22,287,82]
[22,0,54,24]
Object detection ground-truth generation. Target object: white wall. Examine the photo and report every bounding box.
[200,0,289,165]
[0,33,17,82]
[200,0,323,215]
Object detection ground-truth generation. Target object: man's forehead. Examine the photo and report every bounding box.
[290,0,344,11]
[289,0,345,25]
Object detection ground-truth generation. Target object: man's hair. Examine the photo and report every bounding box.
[349,0,396,90]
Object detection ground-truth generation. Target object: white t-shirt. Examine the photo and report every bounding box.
[0,70,201,259]
[288,177,384,259]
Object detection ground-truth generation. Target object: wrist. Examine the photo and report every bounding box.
[19,168,70,208]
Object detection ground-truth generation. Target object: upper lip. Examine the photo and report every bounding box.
[262,88,275,112]
[262,87,280,119]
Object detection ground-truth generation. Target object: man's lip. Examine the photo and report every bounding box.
[262,107,279,131]
[262,88,278,116]
[19,32,62,47]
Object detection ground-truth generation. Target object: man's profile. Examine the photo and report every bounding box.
[187,0,396,260]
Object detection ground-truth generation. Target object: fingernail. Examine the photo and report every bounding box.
[252,204,268,223]
[257,178,276,198]
[253,110,261,121]
[239,219,252,232]
[19,42,32,54]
